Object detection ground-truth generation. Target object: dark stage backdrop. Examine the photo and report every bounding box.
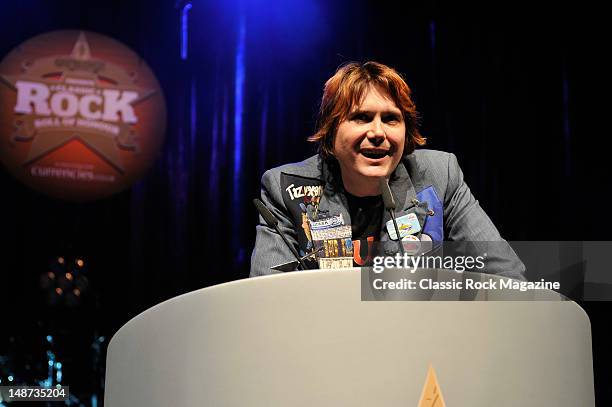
[0,0,610,404]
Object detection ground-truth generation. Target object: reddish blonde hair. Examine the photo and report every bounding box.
[309,61,425,158]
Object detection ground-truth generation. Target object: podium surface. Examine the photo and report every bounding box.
[105,269,594,406]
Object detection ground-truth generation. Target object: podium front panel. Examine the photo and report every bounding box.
[105,269,594,406]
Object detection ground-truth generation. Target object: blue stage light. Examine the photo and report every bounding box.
[181,3,193,60]
[232,13,246,261]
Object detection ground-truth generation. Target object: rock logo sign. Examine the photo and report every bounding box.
[0,30,166,200]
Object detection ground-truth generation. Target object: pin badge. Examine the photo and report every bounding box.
[386,212,422,240]
[402,234,421,255]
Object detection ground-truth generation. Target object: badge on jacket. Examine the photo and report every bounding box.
[280,173,324,255]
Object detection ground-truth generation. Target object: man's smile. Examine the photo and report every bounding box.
[359,147,392,160]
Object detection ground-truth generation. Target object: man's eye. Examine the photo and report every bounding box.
[383,115,401,124]
[352,113,371,122]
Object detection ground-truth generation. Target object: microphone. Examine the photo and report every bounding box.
[379,178,405,255]
[253,198,308,271]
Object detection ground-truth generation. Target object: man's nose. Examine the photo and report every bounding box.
[366,118,385,144]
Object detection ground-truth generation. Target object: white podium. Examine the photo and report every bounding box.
[104,268,594,406]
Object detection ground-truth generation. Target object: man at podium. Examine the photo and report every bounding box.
[250,61,524,280]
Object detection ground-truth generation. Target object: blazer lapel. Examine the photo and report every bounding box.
[317,158,351,225]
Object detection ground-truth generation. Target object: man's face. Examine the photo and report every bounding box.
[333,85,405,187]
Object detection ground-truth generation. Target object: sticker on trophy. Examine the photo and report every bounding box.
[309,214,346,238]
[310,224,351,241]
[310,213,345,228]
[386,212,422,240]
[401,234,421,255]
[314,237,354,258]
[309,213,353,268]
[318,257,354,269]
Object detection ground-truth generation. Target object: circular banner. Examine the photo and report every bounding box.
[0,30,166,201]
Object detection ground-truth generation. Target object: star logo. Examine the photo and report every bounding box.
[0,32,156,173]
[418,365,447,407]
[0,30,166,200]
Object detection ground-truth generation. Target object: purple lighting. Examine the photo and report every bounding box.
[233,13,246,262]
[181,2,192,60]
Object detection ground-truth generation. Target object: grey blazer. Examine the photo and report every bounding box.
[250,149,525,280]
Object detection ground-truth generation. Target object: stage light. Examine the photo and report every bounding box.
[7,376,13,382]
[43,256,90,306]
[181,2,193,60]
[56,361,63,383]
[46,335,53,343]
[232,14,246,247]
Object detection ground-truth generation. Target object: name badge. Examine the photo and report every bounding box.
[386,213,422,240]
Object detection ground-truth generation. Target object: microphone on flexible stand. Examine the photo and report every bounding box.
[379,178,405,255]
[253,198,308,271]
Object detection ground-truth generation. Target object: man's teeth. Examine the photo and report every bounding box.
[361,151,387,159]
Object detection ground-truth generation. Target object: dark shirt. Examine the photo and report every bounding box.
[345,192,383,242]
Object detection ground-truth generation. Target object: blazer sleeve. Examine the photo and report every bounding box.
[443,153,526,280]
[249,169,301,277]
